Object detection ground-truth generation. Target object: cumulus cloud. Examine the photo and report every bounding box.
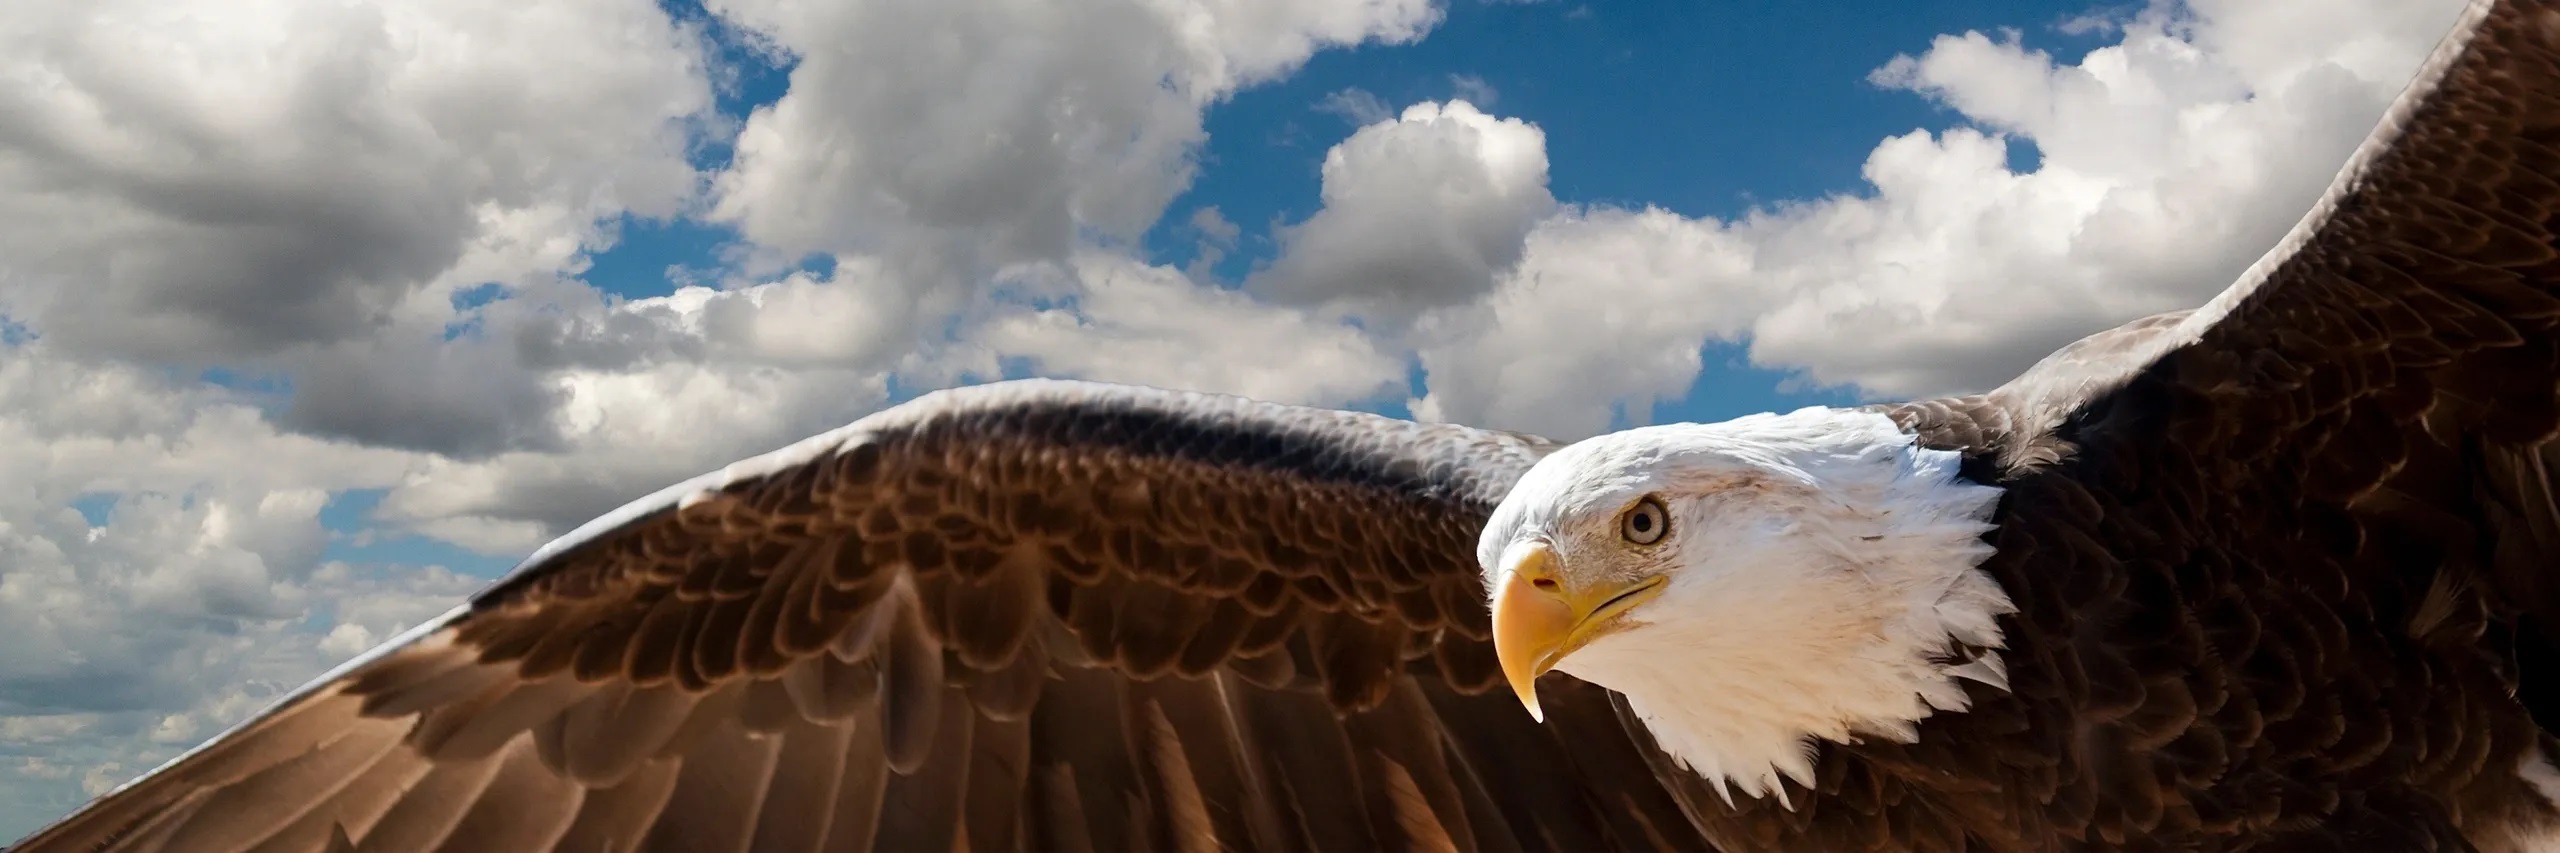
[704,0,1441,315]
[1737,0,2466,397]
[970,253,1407,407]
[0,554,481,833]
[325,0,1454,549]
[0,347,472,830]
[318,0,1454,544]
[1404,0,2470,440]
[281,328,572,458]
[377,349,903,552]
[0,0,730,473]
[1253,100,1555,324]
[1411,207,1758,438]
[0,0,1455,557]
[0,0,715,365]
[373,247,1414,554]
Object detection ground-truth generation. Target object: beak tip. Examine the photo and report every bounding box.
[1492,543,1569,725]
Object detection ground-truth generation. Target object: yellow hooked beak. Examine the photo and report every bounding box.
[1490,540,1666,722]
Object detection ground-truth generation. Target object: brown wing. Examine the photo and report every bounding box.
[14,379,1713,852]
[1857,0,2560,844]
[1890,0,2560,624]
[1885,0,2560,463]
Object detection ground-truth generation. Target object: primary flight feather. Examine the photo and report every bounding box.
[20,0,2560,849]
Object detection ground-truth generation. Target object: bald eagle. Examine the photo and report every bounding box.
[20,0,2560,849]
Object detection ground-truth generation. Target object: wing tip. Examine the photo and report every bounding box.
[2180,0,2504,339]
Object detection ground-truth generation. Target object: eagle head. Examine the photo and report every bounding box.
[1475,406,2012,802]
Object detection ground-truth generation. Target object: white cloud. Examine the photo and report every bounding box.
[379,246,1413,554]
[0,351,422,508]
[703,0,1441,310]
[1316,87,1396,125]
[970,253,1407,406]
[1186,206,1245,279]
[0,555,482,829]
[0,347,473,833]
[350,269,928,550]
[1253,100,1555,323]
[1191,207,1246,246]
[1411,206,1758,438]
[1737,0,2467,397]
[1405,0,2469,437]
[0,0,715,365]
[0,0,726,833]
[0,0,730,472]
[378,353,899,552]
[344,0,1457,549]
[0,0,1459,566]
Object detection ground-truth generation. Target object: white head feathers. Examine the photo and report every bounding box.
[1479,406,2013,806]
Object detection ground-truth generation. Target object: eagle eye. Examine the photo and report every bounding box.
[1619,496,1669,546]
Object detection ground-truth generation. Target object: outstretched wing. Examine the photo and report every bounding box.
[1885,0,2560,469]
[1867,0,2560,843]
[17,379,1711,852]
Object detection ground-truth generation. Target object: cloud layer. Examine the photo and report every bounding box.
[0,0,2471,836]
[0,0,712,364]
[1408,0,2470,440]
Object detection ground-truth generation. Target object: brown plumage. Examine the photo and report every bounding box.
[16,387,1714,852]
[17,0,2560,850]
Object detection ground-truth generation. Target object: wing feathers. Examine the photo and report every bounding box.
[156,721,400,852]
[777,644,869,722]
[880,584,946,775]
[552,752,683,852]
[1235,687,1384,851]
[647,680,742,766]
[738,539,820,676]
[943,544,1046,670]
[353,641,505,719]
[635,715,784,853]
[821,712,893,850]
[688,580,760,684]
[741,676,805,735]
[1026,664,1148,852]
[21,381,1729,852]
[112,796,211,852]
[745,717,855,852]
[348,744,506,851]
[964,637,1050,721]
[282,736,434,848]
[408,675,584,762]
[1345,681,1480,852]
[959,709,1035,853]
[1375,756,1463,853]
[435,738,582,850]
[561,683,695,786]
[1028,762,1098,853]
[1133,699,1217,853]
[1111,580,1204,679]
[1123,675,1277,850]
[871,686,973,853]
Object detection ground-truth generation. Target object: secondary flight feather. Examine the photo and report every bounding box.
[19,0,2560,849]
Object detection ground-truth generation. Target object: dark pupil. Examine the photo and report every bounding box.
[1632,513,1652,532]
